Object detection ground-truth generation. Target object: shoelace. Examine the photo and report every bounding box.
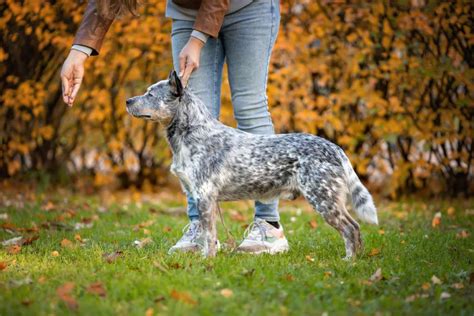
[181,222,200,242]
[243,221,268,242]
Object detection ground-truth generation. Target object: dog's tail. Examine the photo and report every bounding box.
[339,149,378,225]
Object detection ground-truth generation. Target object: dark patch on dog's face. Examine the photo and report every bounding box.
[126,71,183,123]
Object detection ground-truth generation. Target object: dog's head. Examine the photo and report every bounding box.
[126,70,184,123]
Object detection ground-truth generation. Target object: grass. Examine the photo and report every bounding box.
[0,193,473,315]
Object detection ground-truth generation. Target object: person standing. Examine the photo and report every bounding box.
[60,0,288,255]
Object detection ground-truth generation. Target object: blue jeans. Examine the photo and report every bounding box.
[171,0,281,222]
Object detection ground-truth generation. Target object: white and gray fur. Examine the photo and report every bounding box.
[126,71,378,259]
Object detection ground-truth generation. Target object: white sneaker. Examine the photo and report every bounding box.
[168,220,220,254]
[236,218,289,254]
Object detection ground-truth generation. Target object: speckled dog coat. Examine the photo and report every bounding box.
[126,71,378,258]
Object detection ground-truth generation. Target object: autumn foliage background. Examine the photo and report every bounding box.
[0,0,472,198]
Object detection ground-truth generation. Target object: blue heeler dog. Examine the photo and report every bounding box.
[126,71,378,259]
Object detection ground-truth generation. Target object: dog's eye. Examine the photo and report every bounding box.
[148,92,155,97]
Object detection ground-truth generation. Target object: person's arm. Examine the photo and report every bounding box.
[61,0,114,106]
[179,0,230,86]
[73,0,114,56]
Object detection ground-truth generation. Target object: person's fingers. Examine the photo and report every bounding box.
[181,65,192,87]
[61,75,70,104]
[179,54,186,77]
[182,60,197,87]
[68,78,83,107]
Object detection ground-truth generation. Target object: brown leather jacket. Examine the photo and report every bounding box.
[73,0,230,55]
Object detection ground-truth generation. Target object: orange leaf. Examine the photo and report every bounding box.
[0,261,8,271]
[170,289,197,305]
[220,288,233,298]
[7,245,21,254]
[61,239,73,248]
[86,282,107,297]
[432,212,442,228]
[369,248,381,256]
[456,230,470,239]
[56,282,78,310]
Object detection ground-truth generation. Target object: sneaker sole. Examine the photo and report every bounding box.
[236,239,289,255]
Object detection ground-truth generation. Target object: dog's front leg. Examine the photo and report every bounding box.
[197,197,217,258]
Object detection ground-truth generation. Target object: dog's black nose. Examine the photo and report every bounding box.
[126,98,133,106]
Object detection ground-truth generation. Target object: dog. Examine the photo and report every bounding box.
[126,71,378,259]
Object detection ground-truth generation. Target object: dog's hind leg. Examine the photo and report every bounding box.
[197,197,218,258]
[297,164,362,259]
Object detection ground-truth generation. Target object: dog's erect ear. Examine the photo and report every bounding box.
[168,70,183,98]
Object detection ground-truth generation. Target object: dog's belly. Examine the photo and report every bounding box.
[217,182,300,202]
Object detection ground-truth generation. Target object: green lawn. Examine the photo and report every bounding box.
[0,193,473,315]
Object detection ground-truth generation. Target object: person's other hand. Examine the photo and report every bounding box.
[179,37,205,87]
[60,50,88,107]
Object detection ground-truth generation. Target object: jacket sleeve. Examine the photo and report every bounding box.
[193,0,230,38]
[72,0,114,56]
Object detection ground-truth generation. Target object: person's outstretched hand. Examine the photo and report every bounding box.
[179,37,205,87]
[60,50,88,107]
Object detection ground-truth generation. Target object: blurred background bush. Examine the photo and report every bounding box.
[0,0,472,197]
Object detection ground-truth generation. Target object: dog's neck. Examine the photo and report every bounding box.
[165,91,220,152]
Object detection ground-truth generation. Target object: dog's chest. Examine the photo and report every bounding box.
[170,145,194,188]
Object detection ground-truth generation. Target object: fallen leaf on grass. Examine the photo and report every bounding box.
[21,236,39,245]
[74,234,82,242]
[369,248,381,257]
[284,274,294,282]
[0,261,8,271]
[38,276,47,284]
[451,282,464,289]
[134,220,155,231]
[7,245,21,254]
[431,275,442,285]
[51,251,60,257]
[61,239,73,248]
[10,277,33,287]
[86,282,107,297]
[405,293,429,303]
[1,222,17,232]
[421,283,431,291]
[447,207,455,216]
[308,220,318,229]
[41,201,56,211]
[324,271,333,278]
[378,229,385,235]
[145,307,154,316]
[440,292,451,299]
[163,226,172,232]
[170,289,197,305]
[220,288,233,298]
[456,230,470,239]
[369,268,383,282]
[56,282,78,310]
[103,251,123,263]
[305,255,315,262]
[74,222,93,230]
[21,299,33,306]
[432,212,442,228]
[1,236,23,246]
[134,237,153,249]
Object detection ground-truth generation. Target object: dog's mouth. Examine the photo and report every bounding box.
[135,114,152,119]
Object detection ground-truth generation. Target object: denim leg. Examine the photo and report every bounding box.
[221,0,281,221]
[171,19,225,220]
